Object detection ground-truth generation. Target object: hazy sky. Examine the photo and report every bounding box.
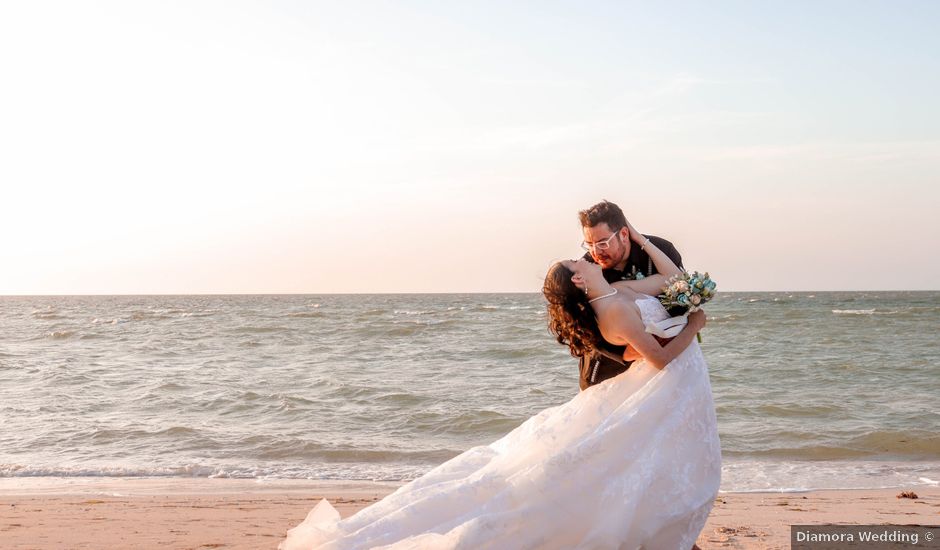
[2,1,938,293]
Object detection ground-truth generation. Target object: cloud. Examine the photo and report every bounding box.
[686,140,940,164]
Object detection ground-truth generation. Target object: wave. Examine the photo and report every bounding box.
[0,463,224,478]
[238,437,460,463]
[718,403,845,418]
[154,381,188,392]
[232,326,289,334]
[357,324,428,337]
[127,311,176,321]
[478,348,547,361]
[726,430,940,460]
[0,462,427,481]
[32,312,66,320]
[832,309,911,315]
[359,309,391,317]
[84,426,206,444]
[445,410,524,435]
[3,459,938,493]
[720,459,940,492]
[179,311,218,318]
[705,314,738,323]
[305,448,460,464]
[91,317,124,325]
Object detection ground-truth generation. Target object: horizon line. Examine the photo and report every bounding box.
[2,289,938,297]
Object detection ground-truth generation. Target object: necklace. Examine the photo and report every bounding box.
[588,288,618,303]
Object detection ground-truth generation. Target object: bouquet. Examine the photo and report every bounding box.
[645,271,717,342]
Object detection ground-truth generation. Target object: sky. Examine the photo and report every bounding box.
[1,1,938,294]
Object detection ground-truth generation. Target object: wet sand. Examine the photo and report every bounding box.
[0,478,937,549]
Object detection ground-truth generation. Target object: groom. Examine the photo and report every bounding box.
[577,200,685,390]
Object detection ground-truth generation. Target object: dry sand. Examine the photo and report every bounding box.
[1,478,937,549]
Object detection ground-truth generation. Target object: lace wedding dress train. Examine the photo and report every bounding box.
[281,296,721,549]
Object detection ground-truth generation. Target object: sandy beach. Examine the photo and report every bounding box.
[0,478,937,549]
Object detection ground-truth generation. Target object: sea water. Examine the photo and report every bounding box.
[1,292,937,492]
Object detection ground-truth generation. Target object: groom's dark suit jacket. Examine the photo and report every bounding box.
[579,234,683,390]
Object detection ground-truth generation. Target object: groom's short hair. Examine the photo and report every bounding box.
[578,200,627,231]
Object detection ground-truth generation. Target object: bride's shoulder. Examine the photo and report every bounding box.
[605,292,644,321]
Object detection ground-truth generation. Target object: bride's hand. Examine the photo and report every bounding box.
[624,220,646,245]
[688,310,707,331]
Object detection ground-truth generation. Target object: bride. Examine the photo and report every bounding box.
[281,224,721,550]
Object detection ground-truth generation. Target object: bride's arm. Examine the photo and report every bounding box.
[610,222,683,296]
[628,221,682,279]
[611,275,668,296]
[611,309,706,370]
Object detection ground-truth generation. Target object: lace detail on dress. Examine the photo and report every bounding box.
[281,294,722,550]
[634,294,670,324]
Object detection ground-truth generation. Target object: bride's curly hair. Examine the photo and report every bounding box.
[542,262,601,358]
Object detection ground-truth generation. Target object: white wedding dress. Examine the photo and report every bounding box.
[282,296,721,550]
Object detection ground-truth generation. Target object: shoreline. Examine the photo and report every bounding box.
[1,478,938,549]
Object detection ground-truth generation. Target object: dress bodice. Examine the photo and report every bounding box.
[634,294,670,325]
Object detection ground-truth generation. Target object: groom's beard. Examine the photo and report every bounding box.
[593,243,629,270]
[592,252,617,269]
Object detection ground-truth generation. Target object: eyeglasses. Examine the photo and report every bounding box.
[580,232,621,251]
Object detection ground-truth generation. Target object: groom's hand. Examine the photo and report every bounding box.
[623,336,673,362]
[622,345,643,363]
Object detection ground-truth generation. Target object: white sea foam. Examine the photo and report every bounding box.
[91,318,121,325]
[3,460,937,493]
[720,460,940,493]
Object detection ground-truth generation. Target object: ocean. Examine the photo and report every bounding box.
[1,292,937,492]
